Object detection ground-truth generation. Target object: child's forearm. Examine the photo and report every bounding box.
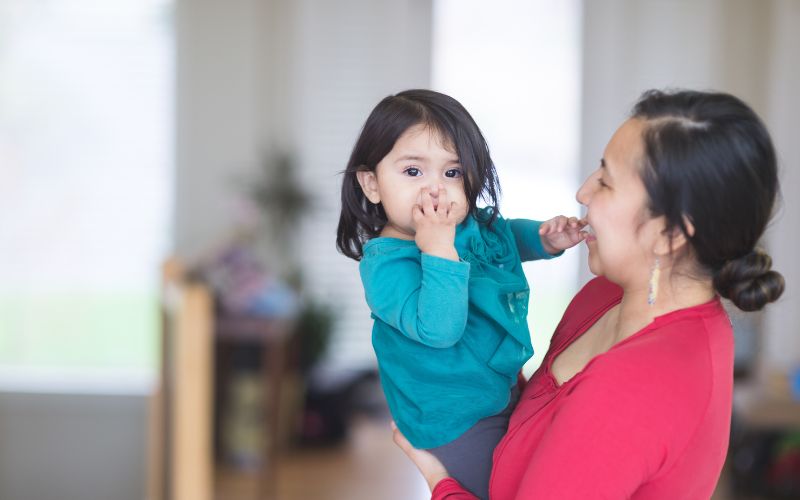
[421,245,460,262]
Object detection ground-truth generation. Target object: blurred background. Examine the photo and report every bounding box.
[0,0,798,499]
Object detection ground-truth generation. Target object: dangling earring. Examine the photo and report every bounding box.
[648,256,661,306]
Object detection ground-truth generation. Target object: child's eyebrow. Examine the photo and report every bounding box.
[394,154,460,165]
[395,154,426,163]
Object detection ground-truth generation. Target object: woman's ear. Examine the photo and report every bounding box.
[356,170,381,204]
[654,215,694,256]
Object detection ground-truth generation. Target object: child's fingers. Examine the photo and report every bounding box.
[420,187,434,214]
[437,185,448,216]
[569,216,587,229]
[550,215,567,233]
[412,203,424,222]
[541,215,585,235]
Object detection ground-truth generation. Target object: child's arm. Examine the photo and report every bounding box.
[361,185,470,348]
[509,216,585,261]
[360,249,469,348]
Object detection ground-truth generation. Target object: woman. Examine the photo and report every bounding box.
[393,89,785,499]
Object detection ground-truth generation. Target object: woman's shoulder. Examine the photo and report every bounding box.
[614,298,732,372]
[584,298,733,413]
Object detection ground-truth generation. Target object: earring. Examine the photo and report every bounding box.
[648,256,661,306]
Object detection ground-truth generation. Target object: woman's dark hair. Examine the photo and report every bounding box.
[336,89,500,260]
[632,89,784,311]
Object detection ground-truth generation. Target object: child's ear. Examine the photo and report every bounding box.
[356,170,381,204]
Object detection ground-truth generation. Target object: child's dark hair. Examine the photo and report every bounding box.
[336,89,500,260]
[631,89,784,311]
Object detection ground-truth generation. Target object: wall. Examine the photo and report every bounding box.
[173,0,434,368]
[578,0,800,370]
[762,0,800,372]
[0,392,147,500]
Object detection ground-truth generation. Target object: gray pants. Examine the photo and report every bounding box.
[427,386,520,500]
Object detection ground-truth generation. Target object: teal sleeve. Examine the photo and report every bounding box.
[360,251,470,348]
[509,219,564,262]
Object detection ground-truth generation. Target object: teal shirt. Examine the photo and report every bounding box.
[359,208,560,448]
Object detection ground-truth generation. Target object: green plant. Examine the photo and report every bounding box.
[293,299,334,372]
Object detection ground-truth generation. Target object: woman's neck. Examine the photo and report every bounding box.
[611,273,715,345]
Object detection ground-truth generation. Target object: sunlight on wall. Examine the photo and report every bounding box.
[0,0,173,389]
[432,0,583,374]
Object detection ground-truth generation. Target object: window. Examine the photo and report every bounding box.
[0,0,173,392]
[433,0,583,373]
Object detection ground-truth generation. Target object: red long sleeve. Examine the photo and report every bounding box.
[432,277,733,500]
[431,478,478,499]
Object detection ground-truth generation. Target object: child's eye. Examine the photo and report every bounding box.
[444,168,463,178]
[597,177,608,188]
[404,167,422,177]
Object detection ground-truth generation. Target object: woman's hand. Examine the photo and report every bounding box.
[392,422,451,491]
[539,216,586,255]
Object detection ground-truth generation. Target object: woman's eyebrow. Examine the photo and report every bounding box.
[600,158,614,180]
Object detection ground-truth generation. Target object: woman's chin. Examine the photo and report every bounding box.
[586,255,601,276]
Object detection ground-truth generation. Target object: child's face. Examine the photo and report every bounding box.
[357,124,469,240]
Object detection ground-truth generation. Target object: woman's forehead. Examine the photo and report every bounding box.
[604,119,645,176]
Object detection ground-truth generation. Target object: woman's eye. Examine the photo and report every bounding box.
[404,167,421,177]
[445,168,463,178]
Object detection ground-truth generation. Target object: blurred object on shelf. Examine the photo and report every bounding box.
[730,370,800,499]
[220,371,263,469]
[197,242,299,319]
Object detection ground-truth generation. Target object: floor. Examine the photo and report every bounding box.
[216,415,737,500]
[216,416,429,500]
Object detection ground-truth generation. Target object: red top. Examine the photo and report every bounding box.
[432,277,734,499]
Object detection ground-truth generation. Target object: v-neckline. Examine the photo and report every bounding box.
[545,291,722,388]
[545,294,622,388]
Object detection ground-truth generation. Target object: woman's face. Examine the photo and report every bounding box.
[576,118,663,287]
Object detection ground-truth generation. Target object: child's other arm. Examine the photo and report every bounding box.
[509,216,586,261]
[360,251,469,348]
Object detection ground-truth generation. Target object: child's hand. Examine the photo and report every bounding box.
[412,185,463,261]
[539,216,586,255]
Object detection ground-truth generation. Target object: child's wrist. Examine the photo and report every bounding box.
[420,244,459,261]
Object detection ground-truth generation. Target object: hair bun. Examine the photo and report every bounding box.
[713,248,785,311]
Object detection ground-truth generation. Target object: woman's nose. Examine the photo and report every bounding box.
[575,178,591,206]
